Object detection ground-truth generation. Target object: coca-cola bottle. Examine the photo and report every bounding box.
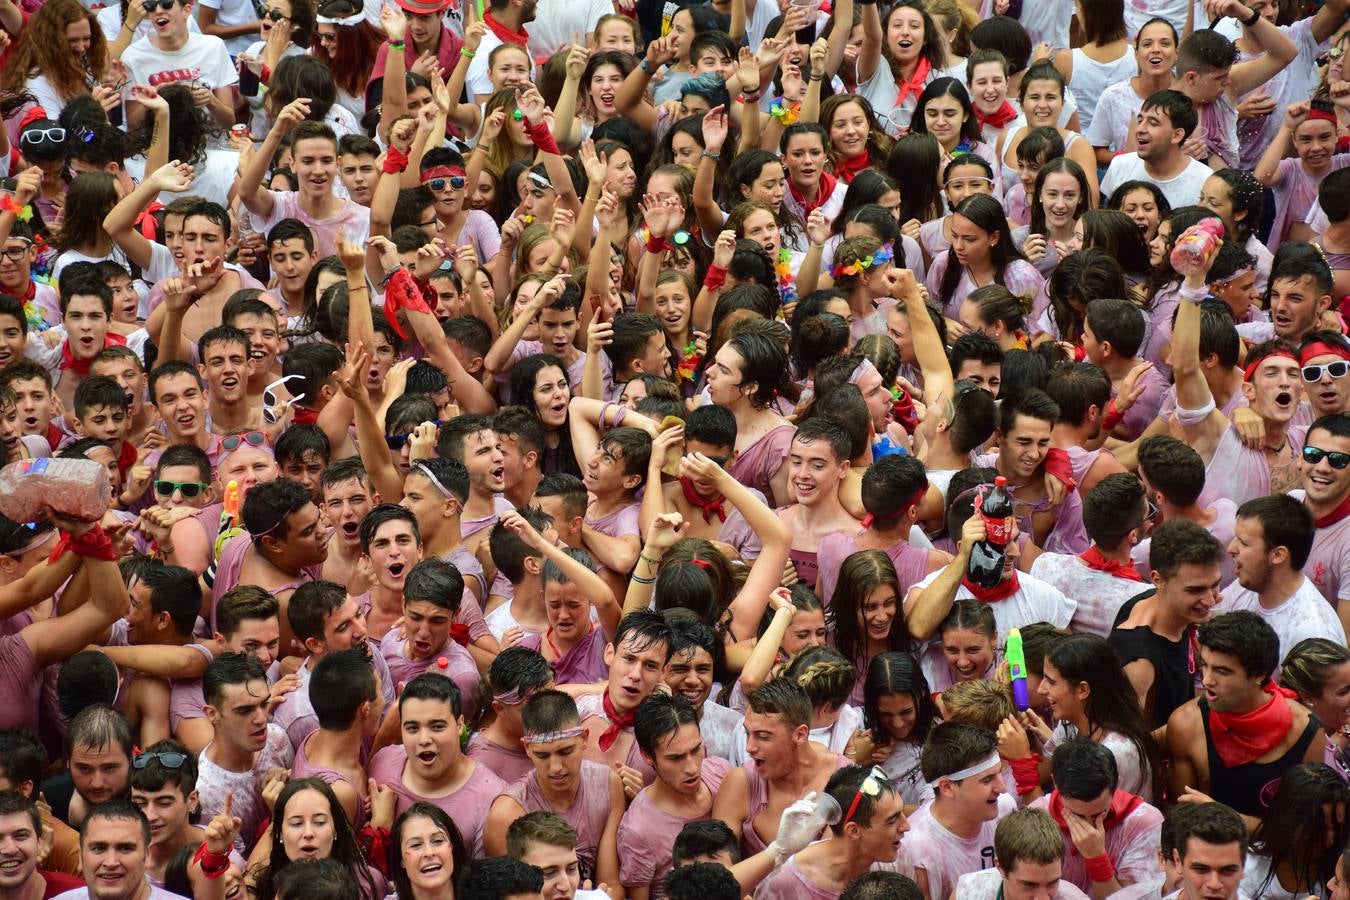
[966,477,1013,589]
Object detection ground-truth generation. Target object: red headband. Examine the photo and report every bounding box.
[1300,340,1350,365]
[860,487,928,529]
[421,165,466,184]
[1243,349,1300,382]
[1307,108,1338,125]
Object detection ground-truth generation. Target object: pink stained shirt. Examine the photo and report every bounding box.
[896,793,1019,900]
[1029,552,1150,638]
[1292,488,1350,610]
[196,723,295,855]
[955,868,1090,899]
[467,731,534,786]
[727,424,796,509]
[247,191,371,260]
[576,691,656,784]
[499,758,613,879]
[926,256,1045,321]
[1028,794,1164,895]
[521,624,609,687]
[752,857,844,900]
[378,631,480,720]
[584,500,642,585]
[292,731,369,829]
[368,745,507,857]
[617,756,731,899]
[0,632,39,731]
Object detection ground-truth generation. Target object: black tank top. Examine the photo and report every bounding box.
[1109,591,1194,729]
[1198,696,1320,817]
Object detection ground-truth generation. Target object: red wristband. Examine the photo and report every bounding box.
[1008,754,1041,795]
[1100,397,1125,432]
[259,64,271,85]
[383,145,410,174]
[644,233,672,254]
[704,263,728,292]
[1084,853,1116,883]
[1043,447,1076,492]
[524,118,560,156]
[193,842,230,879]
[68,525,117,561]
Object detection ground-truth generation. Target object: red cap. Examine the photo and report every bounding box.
[394,0,453,15]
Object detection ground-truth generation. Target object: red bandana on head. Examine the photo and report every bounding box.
[1243,349,1300,382]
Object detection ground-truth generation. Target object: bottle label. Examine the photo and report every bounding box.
[25,459,48,475]
[983,513,1011,546]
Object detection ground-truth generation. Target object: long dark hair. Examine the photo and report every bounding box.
[1048,248,1129,342]
[911,78,983,150]
[1144,205,1212,303]
[864,651,938,746]
[1027,158,1091,238]
[1249,764,1350,894]
[1079,0,1127,44]
[938,193,1026,311]
[1081,210,1151,280]
[829,550,913,667]
[833,170,901,236]
[251,778,378,900]
[387,803,469,900]
[310,0,382,98]
[1046,635,1160,797]
[887,134,943,226]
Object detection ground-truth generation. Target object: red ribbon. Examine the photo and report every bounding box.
[1207,682,1299,767]
[1078,546,1143,581]
[383,267,435,340]
[598,690,635,751]
[1243,348,1300,383]
[680,477,726,523]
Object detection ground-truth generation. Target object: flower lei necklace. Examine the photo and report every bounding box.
[775,247,796,308]
[675,340,701,384]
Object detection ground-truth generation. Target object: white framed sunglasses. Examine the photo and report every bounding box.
[262,374,306,424]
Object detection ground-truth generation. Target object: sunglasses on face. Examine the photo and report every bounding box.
[155,479,208,498]
[263,8,288,20]
[221,431,267,452]
[317,31,338,43]
[426,176,466,192]
[133,750,189,769]
[1304,445,1350,469]
[141,0,176,12]
[1303,361,1350,382]
[385,421,446,450]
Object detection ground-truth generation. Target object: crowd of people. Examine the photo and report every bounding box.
[0,0,1349,895]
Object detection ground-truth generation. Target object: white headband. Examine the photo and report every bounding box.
[941,752,1002,783]
[315,12,364,24]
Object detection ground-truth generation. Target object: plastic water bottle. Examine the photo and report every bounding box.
[0,458,111,524]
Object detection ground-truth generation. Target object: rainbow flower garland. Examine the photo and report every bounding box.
[769,98,801,125]
[674,340,701,384]
[775,247,796,308]
[829,241,895,279]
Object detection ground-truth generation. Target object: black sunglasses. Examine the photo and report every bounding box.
[1304,446,1350,469]
[141,0,176,12]
[385,421,446,451]
[263,8,288,20]
[133,751,189,769]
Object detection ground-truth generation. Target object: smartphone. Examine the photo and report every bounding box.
[0,178,16,194]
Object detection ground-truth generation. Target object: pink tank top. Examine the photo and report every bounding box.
[367,745,506,856]
[466,731,533,785]
[502,759,612,881]
[292,733,369,829]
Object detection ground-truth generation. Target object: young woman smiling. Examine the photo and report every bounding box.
[1013,157,1092,277]
[855,0,948,135]
[1001,63,1099,203]
[1084,17,1178,166]
[927,193,1044,319]
[909,78,1001,192]
[820,94,894,184]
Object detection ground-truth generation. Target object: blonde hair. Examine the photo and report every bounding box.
[782,645,858,711]
[941,679,1013,732]
[995,808,1066,871]
[926,0,979,58]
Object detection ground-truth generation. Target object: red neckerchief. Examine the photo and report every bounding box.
[291,407,319,426]
[116,439,137,480]
[680,476,727,523]
[1310,490,1350,528]
[483,10,529,46]
[44,422,61,449]
[976,101,1019,131]
[61,332,127,375]
[835,151,872,184]
[1079,546,1143,581]
[788,170,838,217]
[962,567,1020,601]
[1208,683,1298,767]
[895,56,933,105]
[1047,789,1144,850]
[599,691,635,751]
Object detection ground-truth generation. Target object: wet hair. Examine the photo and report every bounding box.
[1148,517,1225,580]
[665,863,741,900]
[1280,638,1350,704]
[829,550,913,667]
[1140,89,1198,141]
[256,778,376,900]
[241,477,313,546]
[403,558,466,613]
[840,872,923,900]
[782,645,857,712]
[920,721,999,782]
[672,820,740,866]
[746,678,812,731]
[1249,764,1350,894]
[1044,361,1111,429]
[1082,473,1146,549]
[1207,169,1264,246]
[1198,610,1280,683]
[1085,296,1146,358]
[56,652,119,721]
[633,692,700,757]
[130,738,197,797]
[66,703,133,760]
[1177,28,1239,76]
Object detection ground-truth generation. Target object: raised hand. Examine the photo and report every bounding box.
[412,241,447,280]
[480,106,507,145]
[202,792,242,855]
[712,229,736,268]
[390,116,417,153]
[10,167,41,207]
[565,41,592,81]
[701,105,729,155]
[735,47,760,93]
[151,160,196,193]
[502,509,546,548]
[336,342,372,400]
[273,97,311,133]
[679,452,725,487]
[380,2,407,41]
[463,19,486,54]
[579,139,608,186]
[516,86,547,124]
[336,239,365,273]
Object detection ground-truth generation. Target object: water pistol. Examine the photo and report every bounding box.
[214,480,243,561]
[1007,627,1030,711]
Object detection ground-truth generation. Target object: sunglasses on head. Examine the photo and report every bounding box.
[133,750,189,769]
[155,479,208,498]
[1304,445,1350,469]
[426,176,466,192]
[141,0,176,12]
[21,128,66,146]
[1303,361,1350,383]
[841,766,890,825]
[221,431,267,452]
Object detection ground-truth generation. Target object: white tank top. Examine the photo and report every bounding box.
[1069,48,1139,133]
